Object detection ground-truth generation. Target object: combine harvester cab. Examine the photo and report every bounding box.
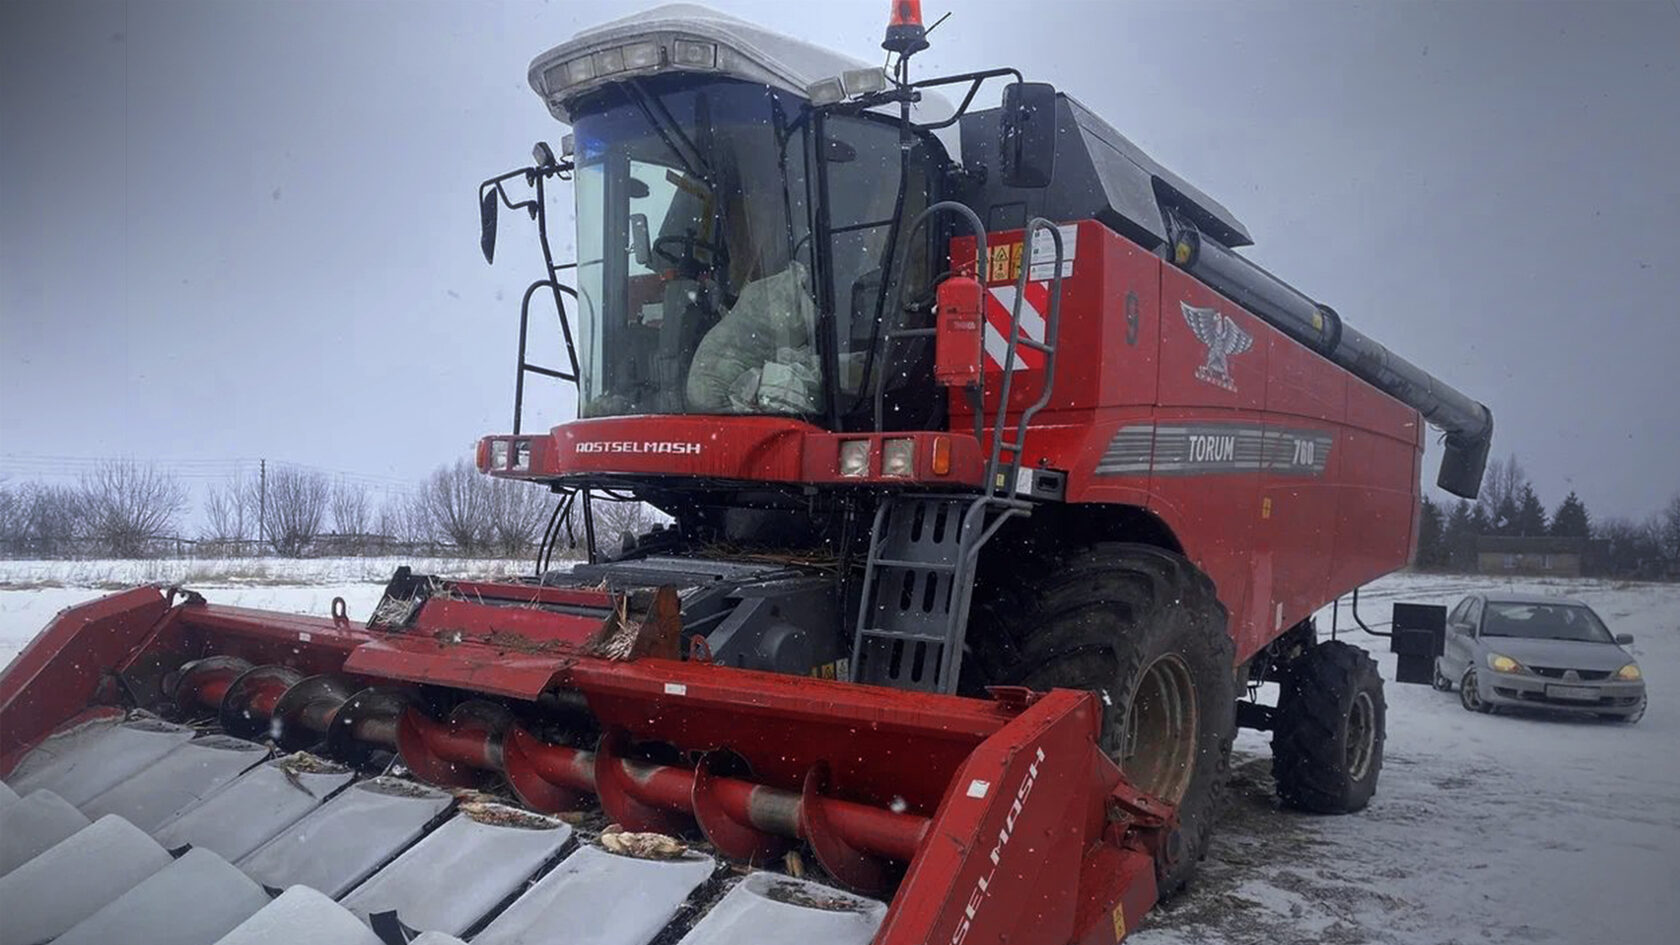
[1,1,1494,943]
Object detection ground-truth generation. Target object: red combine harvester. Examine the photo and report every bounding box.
[0,4,1491,944]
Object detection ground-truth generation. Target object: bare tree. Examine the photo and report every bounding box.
[1660,493,1680,565]
[0,483,22,551]
[486,479,551,556]
[422,460,492,553]
[331,480,373,552]
[590,498,658,556]
[378,493,430,549]
[264,466,331,556]
[24,484,87,556]
[202,475,259,549]
[1598,516,1665,579]
[78,461,187,557]
[1478,453,1528,521]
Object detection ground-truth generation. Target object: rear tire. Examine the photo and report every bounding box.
[1272,641,1386,814]
[966,543,1236,897]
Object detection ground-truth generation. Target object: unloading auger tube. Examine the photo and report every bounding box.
[1167,219,1494,498]
[168,655,930,892]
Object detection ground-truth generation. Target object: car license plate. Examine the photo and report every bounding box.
[1546,685,1598,701]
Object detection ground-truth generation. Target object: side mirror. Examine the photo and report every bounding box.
[479,188,499,264]
[999,82,1058,189]
[1615,633,1634,645]
[629,213,652,268]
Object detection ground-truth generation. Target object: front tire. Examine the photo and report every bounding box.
[1460,668,1492,713]
[1272,640,1386,813]
[966,543,1236,897]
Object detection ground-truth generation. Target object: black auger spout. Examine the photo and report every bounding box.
[1167,219,1493,499]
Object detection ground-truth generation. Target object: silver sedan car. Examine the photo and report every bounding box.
[1433,593,1646,722]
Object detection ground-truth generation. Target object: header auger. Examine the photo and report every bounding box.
[1,3,1489,943]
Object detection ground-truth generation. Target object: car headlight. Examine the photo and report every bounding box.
[1486,653,1526,674]
[839,440,870,478]
[1616,663,1642,681]
[881,438,915,478]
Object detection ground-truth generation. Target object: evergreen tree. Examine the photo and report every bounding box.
[1416,495,1446,568]
[1514,485,1547,537]
[1550,492,1591,538]
[1443,499,1478,571]
[1493,495,1521,536]
[1469,501,1492,535]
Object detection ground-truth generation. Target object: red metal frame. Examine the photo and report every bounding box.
[0,588,1171,945]
[480,421,988,488]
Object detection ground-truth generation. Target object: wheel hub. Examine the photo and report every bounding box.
[1345,690,1376,781]
[1118,654,1200,804]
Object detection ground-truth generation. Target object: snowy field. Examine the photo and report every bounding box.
[1137,572,1680,945]
[0,556,537,667]
[0,561,1675,944]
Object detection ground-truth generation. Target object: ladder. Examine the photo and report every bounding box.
[851,219,1066,693]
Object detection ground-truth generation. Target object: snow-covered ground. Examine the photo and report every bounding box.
[0,556,537,667]
[0,562,1675,943]
[1137,572,1680,945]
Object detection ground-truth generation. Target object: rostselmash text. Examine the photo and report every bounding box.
[573,441,702,455]
[949,746,1047,945]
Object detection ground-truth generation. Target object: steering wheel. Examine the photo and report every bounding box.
[653,233,719,267]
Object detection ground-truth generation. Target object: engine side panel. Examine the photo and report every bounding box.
[957,222,1420,662]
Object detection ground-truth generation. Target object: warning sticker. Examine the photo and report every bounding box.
[1029,224,1077,281]
[983,224,1077,284]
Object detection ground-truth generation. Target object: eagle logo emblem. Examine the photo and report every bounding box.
[1181,302,1253,392]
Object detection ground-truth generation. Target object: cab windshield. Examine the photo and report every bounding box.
[570,76,931,423]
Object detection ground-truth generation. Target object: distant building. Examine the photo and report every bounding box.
[1475,536,1606,577]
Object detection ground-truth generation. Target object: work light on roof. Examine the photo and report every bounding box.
[805,67,890,106]
[538,36,723,102]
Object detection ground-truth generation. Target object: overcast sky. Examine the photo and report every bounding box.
[2,0,1677,519]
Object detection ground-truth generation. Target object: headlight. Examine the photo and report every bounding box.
[881,438,915,478]
[1617,663,1642,681]
[1486,653,1526,674]
[839,440,870,478]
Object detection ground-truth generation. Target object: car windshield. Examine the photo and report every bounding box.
[1480,602,1614,643]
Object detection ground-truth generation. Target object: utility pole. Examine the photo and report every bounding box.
[258,459,267,556]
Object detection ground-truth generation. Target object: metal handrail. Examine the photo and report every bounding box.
[513,281,580,434]
[983,218,1064,499]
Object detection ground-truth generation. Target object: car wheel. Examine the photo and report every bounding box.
[1460,669,1492,713]
[1431,660,1453,692]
